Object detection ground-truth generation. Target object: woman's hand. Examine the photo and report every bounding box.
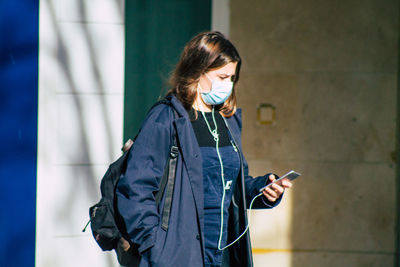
[262,174,292,202]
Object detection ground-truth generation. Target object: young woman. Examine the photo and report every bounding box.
[116,31,292,267]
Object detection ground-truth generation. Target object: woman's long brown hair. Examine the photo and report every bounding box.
[167,31,241,117]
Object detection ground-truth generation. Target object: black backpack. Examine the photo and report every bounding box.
[83,101,179,264]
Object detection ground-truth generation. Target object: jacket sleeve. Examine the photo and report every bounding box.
[242,153,283,209]
[116,105,172,254]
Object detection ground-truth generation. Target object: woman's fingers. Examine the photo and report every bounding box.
[268,174,276,183]
[263,174,293,202]
[271,183,284,195]
[264,186,279,198]
[281,178,293,189]
[262,185,281,202]
[262,190,277,202]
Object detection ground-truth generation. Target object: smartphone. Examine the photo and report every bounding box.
[259,170,301,192]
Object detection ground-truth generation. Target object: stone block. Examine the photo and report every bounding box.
[237,72,397,163]
[230,0,398,73]
[253,251,393,267]
[247,160,396,253]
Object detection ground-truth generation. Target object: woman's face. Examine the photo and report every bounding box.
[198,62,238,93]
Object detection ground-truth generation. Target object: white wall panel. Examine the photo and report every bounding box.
[56,94,123,165]
[38,0,125,266]
[55,22,124,94]
[54,0,124,24]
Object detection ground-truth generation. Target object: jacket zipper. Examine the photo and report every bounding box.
[222,117,241,155]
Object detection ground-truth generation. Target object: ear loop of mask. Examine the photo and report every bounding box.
[195,85,205,114]
[201,107,264,251]
[197,79,209,110]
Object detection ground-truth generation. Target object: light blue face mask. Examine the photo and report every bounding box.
[200,73,233,105]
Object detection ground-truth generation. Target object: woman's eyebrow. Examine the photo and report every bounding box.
[218,73,234,77]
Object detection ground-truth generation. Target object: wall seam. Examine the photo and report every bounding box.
[395,0,400,265]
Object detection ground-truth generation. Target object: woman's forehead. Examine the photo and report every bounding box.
[210,62,237,75]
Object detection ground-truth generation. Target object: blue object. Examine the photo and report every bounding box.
[0,1,39,267]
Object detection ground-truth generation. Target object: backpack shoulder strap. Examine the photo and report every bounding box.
[123,97,178,231]
[154,107,179,231]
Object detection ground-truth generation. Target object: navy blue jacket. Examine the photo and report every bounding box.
[116,95,281,267]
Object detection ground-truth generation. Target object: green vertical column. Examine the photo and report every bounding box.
[124,0,211,140]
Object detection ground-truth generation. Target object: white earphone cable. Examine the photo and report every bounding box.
[201,107,263,251]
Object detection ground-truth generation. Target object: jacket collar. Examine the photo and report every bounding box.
[167,94,190,119]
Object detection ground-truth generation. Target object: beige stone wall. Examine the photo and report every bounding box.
[230,0,399,266]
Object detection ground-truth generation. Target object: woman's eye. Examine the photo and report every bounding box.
[216,75,235,81]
